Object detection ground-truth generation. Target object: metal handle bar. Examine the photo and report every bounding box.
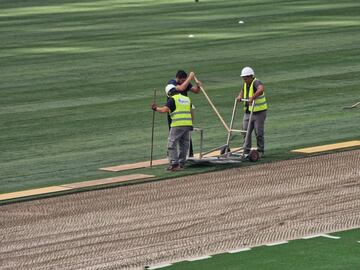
[237,98,256,106]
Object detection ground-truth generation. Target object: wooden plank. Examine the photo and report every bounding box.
[0,174,155,201]
[100,159,168,172]
[0,186,72,201]
[60,174,155,189]
[292,140,360,154]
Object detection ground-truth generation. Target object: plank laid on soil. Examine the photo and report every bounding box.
[292,140,360,153]
[0,186,72,201]
[0,174,154,201]
[100,159,168,172]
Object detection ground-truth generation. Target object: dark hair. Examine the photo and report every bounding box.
[176,70,187,79]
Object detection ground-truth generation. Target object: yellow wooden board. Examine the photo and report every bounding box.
[292,140,360,154]
[0,174,155,201]
[60,174,154,188]
[0,186,72,201]
[99,159,168,172]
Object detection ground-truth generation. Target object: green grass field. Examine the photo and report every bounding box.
[156,229,360,270]
[1,0,360,194]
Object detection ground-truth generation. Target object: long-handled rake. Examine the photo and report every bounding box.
[150,89,157,167]
[343,101,360,109]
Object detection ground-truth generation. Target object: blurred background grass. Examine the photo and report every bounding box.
[0,0,359,193]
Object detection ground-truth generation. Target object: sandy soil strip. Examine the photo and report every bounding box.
[0,150,359,270]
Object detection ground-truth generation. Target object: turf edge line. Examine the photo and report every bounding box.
[228,247,252,253]
[187,255,212,261]
[265,241,289,246]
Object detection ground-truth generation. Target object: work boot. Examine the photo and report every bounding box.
[166,164,182,172]
[179,163,186,169]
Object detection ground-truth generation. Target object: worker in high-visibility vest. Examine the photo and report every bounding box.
[152,85,193,171]
[236,67,268,157]
[165,70,201,157]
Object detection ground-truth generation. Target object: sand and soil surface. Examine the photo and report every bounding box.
[1,150,359,269]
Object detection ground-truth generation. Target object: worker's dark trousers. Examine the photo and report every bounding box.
[242,110,267,154]
[168,114,194,157]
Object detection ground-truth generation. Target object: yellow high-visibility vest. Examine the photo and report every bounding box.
[243,78,268,112]
[170,94,193,127]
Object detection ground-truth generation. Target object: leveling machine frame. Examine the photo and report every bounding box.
[187,77,259,165]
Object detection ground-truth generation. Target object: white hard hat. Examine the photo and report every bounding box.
[165,84,176,96]
[241,67,254,77]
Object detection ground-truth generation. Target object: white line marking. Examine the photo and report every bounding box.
[302,234,323,239]
[228,247,251,253]
[266,241,288,246]
[357,241,360,243]
[148,264,172,269]
[187,255,211,261]
[321,234,341,239]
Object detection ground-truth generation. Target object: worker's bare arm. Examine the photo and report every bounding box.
[176,72,195,91]
[254,84,264,97]
[190,79,201,94]
[249,85,265,103]
[154,106,170,113]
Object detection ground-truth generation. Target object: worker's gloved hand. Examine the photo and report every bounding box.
[151,103,157,111]
[236,95,242,102]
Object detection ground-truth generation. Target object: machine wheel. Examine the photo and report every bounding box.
[220,146,230,155]
[248,150,260,162]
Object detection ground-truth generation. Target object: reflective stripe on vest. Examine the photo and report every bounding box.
[243,78,268,112]
[170,94,193,127]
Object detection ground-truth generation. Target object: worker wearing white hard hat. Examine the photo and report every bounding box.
[240,66,255,77]
[152,87,193,171]
[236,67,268,157]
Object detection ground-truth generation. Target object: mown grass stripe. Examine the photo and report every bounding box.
[1,0,359,194]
